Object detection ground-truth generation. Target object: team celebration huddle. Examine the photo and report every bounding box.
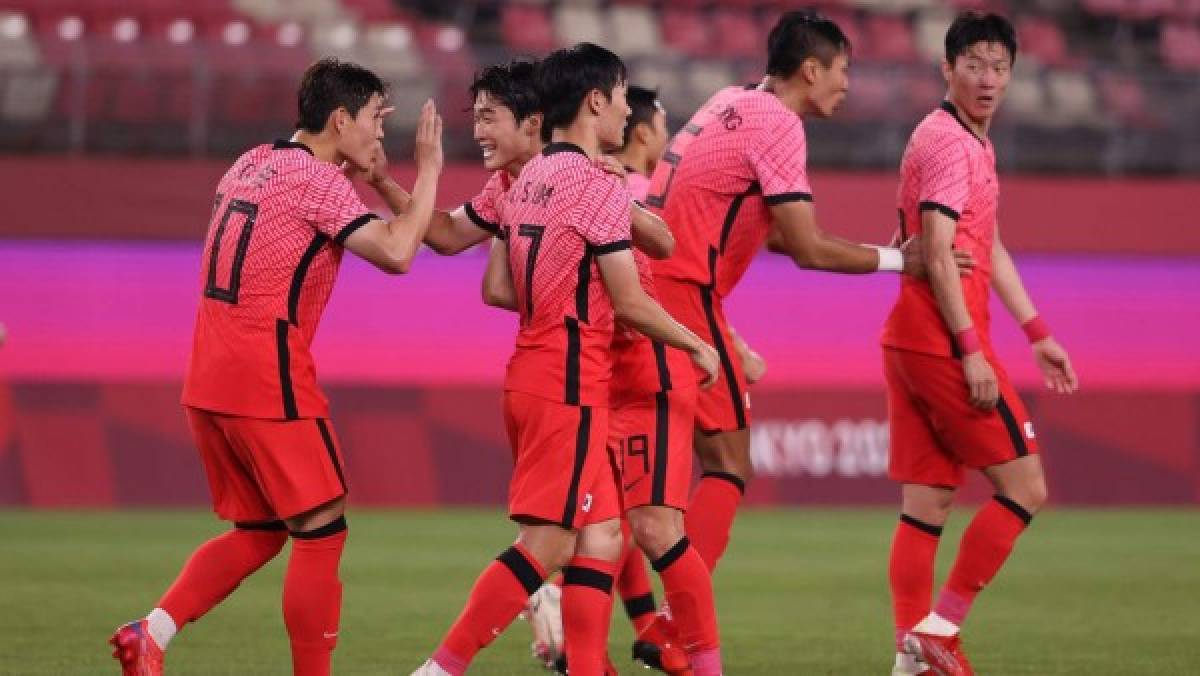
[109,9,1078,676]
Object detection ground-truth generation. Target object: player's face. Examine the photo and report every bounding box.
[597,81,631,152]
[944,42,1012,124]
[474,91,529,172]
[339,92,388,171]
[809,52,850,119]
[644,106,669,169]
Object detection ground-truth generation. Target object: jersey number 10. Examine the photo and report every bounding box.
[204,193,260,305]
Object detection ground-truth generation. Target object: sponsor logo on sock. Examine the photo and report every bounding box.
[323,632,338,639]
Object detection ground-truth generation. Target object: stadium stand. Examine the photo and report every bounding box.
[0,0,1196,172]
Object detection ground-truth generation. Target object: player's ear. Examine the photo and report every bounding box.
[586,88,604,116]
[801,57,821,85]
[941,59,954,84]
[522,112,543,140]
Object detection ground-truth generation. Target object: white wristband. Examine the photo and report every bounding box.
[873,246,904,273]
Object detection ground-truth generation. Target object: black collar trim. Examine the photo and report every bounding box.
[939,101,986,146]
[272,139,314,155]
[542,142,588,158]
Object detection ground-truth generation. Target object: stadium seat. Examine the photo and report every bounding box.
[1017,16,1070,67]
[711,8,760,58]
[1160,21,1200,70]
[1045,69,1102,126]
[553,1,608,49]
[1004,67,1047,122]
[606,3,660,58]
[0,11,41,68]
[658,6,710,57]
[862,14,918,62]
[913,8,954,63]
[340,0,404,22]
[500,2,555,54]
[1096,70,1156,126]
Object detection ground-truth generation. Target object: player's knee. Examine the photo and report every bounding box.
[576,519,622,562]
[628,511,682,560]
[1012,476,1048,514]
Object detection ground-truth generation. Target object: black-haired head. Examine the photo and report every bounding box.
[536,42,627,141]
[470,59,540,123]
[621,85,661,149]
[766,10,851,78]
[296,58,386,133]
[945,11,1017,65]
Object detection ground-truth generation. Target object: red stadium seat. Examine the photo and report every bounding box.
[862,14,917,63]
[711,9,760,58]
[1017,16,1070,67]
[1096,71,1158,126]
[1161,21,1200,70]
[659,7,711,57]
[500,3,556,53]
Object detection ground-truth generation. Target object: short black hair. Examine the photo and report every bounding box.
[945,12,1018,65]
[621,85,661,148]
[536,42,627,136]
[766,11,851,77]
[470,59,541,123]
[296,58,386,132]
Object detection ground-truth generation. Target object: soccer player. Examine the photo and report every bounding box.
[109,58,444,676]
[412,43,719,676]
[645,11,931,582]
[882,13,1077,676]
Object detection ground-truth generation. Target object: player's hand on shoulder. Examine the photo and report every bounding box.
[691,343,721,390]
[1032,337,1078,395]
[414,99,444,174]
[962,352,998,410]
[594,155,627,180]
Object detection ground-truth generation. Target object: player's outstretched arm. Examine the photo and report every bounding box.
[992,230,1078,394]
[424,207,493,255]
[597,249,719,388]
[482,237,517,311]
[630,202,674,259]
[924,211,998,410]
[769,200,902,273]
[343,99,444,274]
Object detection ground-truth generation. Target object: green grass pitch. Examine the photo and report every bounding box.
[3,508,1198,674]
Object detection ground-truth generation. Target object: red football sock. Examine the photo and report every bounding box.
[158,523,288,628]
[889,515,943,649]
[936,495,1032,627]
[652,537,720,674]
[283,519,348,676]
[684,472,745,571]
[617,521,656,634]
[562,556,617,676]
[436,544,547,674]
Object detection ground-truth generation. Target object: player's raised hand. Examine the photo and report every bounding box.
[1032,337,1078,394]
[962,352,998,410]
[691,343,721,389]
[414,99,443,174]
[900,235,975,277]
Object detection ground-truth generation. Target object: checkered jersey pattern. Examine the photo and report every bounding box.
[498,143,633,406]
[649,86,812,297]
[882,102,1001,358]
[183,141,374,419]
[464,169,511,236]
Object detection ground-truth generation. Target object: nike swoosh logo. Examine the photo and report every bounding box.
[623,476,646,492]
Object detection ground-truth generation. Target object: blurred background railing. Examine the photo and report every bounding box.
[1,0,1198,173]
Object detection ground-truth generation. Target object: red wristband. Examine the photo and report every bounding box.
[955,327,982,355]
[1021,316,1052,343]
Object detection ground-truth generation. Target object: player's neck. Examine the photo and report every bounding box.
[505,141,546,179]
[760,75,810,117]
[945,95,992,139]
[551,124,599,159]
[291,130,341,165]
[614,146,649,176]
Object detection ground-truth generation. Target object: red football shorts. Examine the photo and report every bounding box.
[611,387,697,511]
[186,407,348,522]
[883,347,1040,488]
[503,391,619,529]
[654,276,749,434]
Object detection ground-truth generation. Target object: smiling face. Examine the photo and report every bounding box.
[944,41,1012,125]
[473,91,537,173]
[335,91,387,171]
[596,80,631,152]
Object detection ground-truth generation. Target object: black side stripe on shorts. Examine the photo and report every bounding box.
[561,405,592,528]
[564,317,581,406]
[651,391,670,506]
[995,396,1029,458]
[316,418,347,492]
[496,546,544,596]
[275,319,298,420]
[562,565,614,592]
[652,340,672,391]
[699,286,747,430]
